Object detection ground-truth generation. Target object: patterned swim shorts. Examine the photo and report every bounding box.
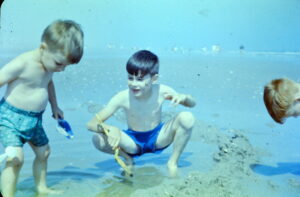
[0,98,49,147]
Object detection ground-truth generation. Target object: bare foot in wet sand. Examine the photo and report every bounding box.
[167,161,178,177]
[36,187,63,196]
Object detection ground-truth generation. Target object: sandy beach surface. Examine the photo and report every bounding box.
[0,52,299,197]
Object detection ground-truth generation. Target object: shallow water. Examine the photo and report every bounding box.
[0,52,299,196]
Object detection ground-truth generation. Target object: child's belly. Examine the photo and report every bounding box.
[127,117,162,132]
[4,88,49,112]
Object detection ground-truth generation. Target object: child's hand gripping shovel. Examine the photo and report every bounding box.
[56,119,74,139]
[96,115,133,177]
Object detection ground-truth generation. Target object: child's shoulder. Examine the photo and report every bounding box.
[16,49,36,59]
[117,89,129,96]
[10,50,38,66]
[108,89,129,107]
[112,89,129,101]
[158,84,175,93]
[1,51,32,71]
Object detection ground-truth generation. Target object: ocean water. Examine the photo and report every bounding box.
[0,51,299,197]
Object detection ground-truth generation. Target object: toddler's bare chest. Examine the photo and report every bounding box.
[21,69,52,87]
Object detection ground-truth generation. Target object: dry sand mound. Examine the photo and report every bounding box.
[131,121,287,197]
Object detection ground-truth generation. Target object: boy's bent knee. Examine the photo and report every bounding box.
[177,111,195,130]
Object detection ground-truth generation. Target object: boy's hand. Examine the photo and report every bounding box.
[164,93,187,106]
[107,128,121,150]
[52,107,64,119]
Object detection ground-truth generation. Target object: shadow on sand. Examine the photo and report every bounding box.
[251,162,300,176]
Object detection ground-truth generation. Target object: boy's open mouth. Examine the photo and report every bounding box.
[131,88,140,93]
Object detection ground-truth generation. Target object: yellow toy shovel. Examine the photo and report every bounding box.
[96,115,133,177]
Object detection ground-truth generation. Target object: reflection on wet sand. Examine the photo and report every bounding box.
[96,166,165,197]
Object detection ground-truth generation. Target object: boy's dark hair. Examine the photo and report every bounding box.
[126,50,159,77]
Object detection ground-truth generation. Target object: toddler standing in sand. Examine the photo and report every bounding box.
[0,20,84,196]
[87,50,196,177]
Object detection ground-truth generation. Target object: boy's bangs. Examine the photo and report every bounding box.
[126,62,150,77]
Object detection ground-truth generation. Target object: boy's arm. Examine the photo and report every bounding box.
[0,57,24,87]
[87,91,124,133]
[48,80,63,119]
[162,85,196,108]
[179,94,196,107]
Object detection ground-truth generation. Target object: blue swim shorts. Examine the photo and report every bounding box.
[123,123,169,157]
[0,98,49,147]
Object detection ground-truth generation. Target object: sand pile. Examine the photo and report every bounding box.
[131,121,279,197]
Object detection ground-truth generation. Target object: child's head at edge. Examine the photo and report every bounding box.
[264,78,300,124]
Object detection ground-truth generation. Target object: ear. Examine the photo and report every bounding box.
[39,42,48,51]
[294,89,300,103]
[151,74,159,83]
[295,98,300,103]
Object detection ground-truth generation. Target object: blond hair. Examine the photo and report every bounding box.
[41,20,84,64]
[263,78,298,124]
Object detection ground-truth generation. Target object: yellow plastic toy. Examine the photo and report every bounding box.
[95,114,133,176]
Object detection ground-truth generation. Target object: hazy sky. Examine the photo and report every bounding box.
[0,0,299,53]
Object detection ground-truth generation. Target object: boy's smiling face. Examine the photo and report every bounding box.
[127,71,156,98]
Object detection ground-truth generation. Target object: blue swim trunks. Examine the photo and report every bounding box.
[0,98,49,147]
[123,123,169,157]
